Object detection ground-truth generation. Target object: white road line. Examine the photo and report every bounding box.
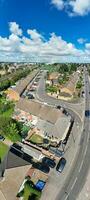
[87,131,90,143]
[84,145,87,157]
[64,194,69,200]
[79,160,83,172]
[71,177,77,191]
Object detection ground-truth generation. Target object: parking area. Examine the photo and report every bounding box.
[22,71,43,100]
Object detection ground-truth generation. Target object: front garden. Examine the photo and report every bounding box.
[17,179,41,200]
[28,133,59,149]
[0,94,30,143]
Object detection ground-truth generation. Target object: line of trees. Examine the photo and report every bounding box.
[0,68,31,91]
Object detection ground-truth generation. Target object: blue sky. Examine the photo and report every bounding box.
[0,0,90,62]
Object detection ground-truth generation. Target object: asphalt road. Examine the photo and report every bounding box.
[36,67,90,200]
[55,67,90,200]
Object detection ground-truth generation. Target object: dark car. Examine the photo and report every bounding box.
[42,157,56,168]
[85,110,90,117]
[56,157,66,173]
[27,94,34,99]
[56,105,61,110]
[0,135,5,141]
[33,162,50,173]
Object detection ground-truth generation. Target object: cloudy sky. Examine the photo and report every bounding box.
[0,0,90,63]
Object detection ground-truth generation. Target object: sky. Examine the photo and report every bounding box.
[0,0,90,62]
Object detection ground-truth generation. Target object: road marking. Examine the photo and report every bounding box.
[79,160,83,172]
[84,145,87,157]
[71,177,77,191]
[64,194,69,200]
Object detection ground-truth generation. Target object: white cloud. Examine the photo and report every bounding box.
[77,38,87,44]
[85,43,90,49]
[27,29,44,41]
[9,22,22,36]
[0,22,90,62]
[51,0,64,10]
[51,0,90,16]
[69,0,90,16]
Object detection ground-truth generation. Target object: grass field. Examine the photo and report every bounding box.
[0,142,9,161]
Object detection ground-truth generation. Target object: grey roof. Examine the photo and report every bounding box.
[16,98,42,116]
[36,116,71,140]
[16,98,62,124]
[16,99,71,140]
[14,69,39,96]
[53,116,71,139]
[36,119,54,136]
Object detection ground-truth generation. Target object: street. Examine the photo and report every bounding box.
[35,67,90,200]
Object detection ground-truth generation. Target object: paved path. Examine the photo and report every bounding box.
[77,168,90,200]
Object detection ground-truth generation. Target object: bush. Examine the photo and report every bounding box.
[17,189,24,197]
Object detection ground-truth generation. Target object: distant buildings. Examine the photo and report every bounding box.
[60,70,80,97]
[6,69,39,101]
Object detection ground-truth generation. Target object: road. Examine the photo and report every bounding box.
[55,67,90,200]
[36,67,90,200]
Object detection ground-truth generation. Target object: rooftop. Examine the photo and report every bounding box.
[14,69,39,96]
[16,98,62,124]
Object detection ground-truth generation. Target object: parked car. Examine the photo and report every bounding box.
[85,110,90,117]
[56,157,66,173]
[33,162,50,173]
[27,94,34,99]
[56,105,61,110]
[42,157,56,168]
[0,135,5,141]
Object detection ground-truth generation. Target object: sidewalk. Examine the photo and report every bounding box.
[77,168,90,200]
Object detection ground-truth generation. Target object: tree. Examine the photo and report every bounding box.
[5,65,9,73]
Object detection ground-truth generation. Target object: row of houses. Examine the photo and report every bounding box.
[47,70,81,97]
[60,70,81,97]
[6,69,72,160]
[16,98,71,141]
[6,69,39,101]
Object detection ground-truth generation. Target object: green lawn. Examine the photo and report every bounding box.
[23,182,41,200]
[29,134,43,144]
[0,142,9,161]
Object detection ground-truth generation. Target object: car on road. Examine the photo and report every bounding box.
[42,157,56,168]
[56,157,66,173]
[0,135,5,141]
[27,94,34,99]
[56,105,61,110]
[33,162,50,173]
[85,110,90,117]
